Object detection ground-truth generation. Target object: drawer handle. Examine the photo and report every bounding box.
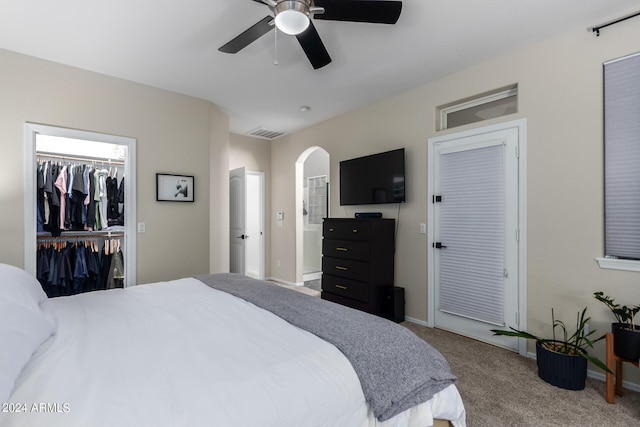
[328,228,334,232]
[335,266,348,271]
[352,229,358,233]
[335,284,347,290]
[336,247,348,251]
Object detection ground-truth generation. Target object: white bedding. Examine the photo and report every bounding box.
[2,277,465,427]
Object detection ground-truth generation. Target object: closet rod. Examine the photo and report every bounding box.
[591,10,640,36]
[36,151,125,166]
[37,232,125,239]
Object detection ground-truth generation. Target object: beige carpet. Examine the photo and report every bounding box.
[275,283,639,425]
[402,322,640,426]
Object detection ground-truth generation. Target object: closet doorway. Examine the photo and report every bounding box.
[24,123,137,287]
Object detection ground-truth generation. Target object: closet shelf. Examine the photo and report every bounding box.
[37,151,125,166]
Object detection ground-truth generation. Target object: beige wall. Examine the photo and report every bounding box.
[229,133,272,277]
[269,21,640,382]
[2,15,638,385]
[0,48,229,284]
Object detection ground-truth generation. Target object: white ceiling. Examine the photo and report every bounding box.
[1,1,637,137]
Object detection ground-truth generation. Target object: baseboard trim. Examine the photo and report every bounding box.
[266,276,303,287]
[405,316,429,327]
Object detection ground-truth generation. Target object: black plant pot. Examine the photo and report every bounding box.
[535,341,587,390]
[612,323,640,361]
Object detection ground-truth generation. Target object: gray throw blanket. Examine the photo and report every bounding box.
[195,273,457,422]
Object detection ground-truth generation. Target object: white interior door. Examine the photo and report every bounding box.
[428,121,526,352]
[229,167,246,274]
[229,168,265,278]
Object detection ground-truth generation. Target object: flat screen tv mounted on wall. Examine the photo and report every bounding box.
[339,148,406,206]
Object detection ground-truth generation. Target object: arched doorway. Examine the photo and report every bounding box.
[295,147,329,286]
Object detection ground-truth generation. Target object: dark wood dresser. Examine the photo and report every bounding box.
[321,218,395,317]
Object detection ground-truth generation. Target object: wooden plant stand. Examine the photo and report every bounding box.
[605,332,639,404]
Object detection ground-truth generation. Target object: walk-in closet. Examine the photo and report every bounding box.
[24,124,136,296]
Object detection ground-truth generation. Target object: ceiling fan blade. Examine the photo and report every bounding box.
[251,0,277,6]
[296,21,332,70]
[313,0,402,24]
[219,16,275,53]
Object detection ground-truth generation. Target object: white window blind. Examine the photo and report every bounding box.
[604,52,640,260]
[439,144,505,326]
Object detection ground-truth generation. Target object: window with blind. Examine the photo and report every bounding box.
[604,52,640,262]
[306,175,327,225]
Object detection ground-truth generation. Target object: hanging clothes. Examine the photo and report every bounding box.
[54,165,68,231]
[106,241,125,289]
[97,168,109,230]
[107,173,118,220]
[35,237,124,297]
[35,154,127,296]
[36,158,125,232]
[117,177,125,226]
[85,166,96,231]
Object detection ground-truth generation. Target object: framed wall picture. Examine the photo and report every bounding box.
[156,173,194,202]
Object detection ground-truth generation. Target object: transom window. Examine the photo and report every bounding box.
[437,85,518,131]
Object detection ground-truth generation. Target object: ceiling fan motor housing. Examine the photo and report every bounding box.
[275,0,312,14]
[274,0,312,35]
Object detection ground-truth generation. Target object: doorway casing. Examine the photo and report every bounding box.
[229,167,265,279]
[23,123,137,285]
[427,118,527,355]
[295,146,329,285]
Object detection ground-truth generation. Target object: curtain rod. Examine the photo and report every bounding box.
[591,10,640,36]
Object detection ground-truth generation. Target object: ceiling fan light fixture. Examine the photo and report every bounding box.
[274,1,310,35]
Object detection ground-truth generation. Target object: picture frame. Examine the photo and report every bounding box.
[156,173,194,202]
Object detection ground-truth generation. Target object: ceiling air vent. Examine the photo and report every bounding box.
[247,127,287,140]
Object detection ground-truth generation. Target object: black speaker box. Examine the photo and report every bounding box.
[385,286,405,323]
[355,212,382,218]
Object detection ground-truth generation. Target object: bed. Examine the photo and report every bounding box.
[0,263,466,427]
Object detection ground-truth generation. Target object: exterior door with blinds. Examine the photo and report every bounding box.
[429,123,523,352]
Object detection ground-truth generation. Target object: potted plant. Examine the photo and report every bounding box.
[491,307,610,390]
[594,291,640,361]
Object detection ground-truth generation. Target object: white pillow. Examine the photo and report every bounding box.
[0,300,54,403]
[0,263,48,312]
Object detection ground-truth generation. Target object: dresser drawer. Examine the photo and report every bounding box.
[322,239,370,261]
[323,221,370,241]
[322,274,369,304]
[322,257,369,282]
[321,291,370,313]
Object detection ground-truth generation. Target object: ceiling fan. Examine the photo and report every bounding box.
[218,0,403,70]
